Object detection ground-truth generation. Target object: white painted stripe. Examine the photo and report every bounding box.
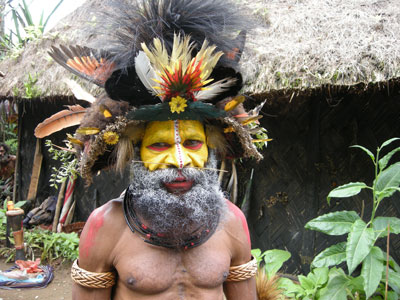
[174,120,184,169]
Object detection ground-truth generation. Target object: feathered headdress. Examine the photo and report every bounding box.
[35,0,268,184]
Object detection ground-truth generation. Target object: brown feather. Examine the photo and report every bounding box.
[34,105,86,138]
[256,269,286,300]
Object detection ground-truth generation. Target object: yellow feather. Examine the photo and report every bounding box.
[76,127,100,135]
[252,139,273,143]
[224,95,246,111]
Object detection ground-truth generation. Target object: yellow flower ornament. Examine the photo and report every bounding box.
[169,96,188,114]
[103,131,119,145]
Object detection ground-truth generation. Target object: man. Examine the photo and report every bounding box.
[0,142,16,181]
[73,119,257,299]
[36,0,269,298]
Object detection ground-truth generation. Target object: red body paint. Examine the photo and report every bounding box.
[226,200,251,246]
[81,207,106,258]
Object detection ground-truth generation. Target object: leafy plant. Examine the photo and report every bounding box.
[45,140,78,189]
[23,73,42,98]
[303,138,400,299]
[24,228,79,262]
[1,0,64,58]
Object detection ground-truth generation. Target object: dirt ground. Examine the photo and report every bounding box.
[0,260,72,300]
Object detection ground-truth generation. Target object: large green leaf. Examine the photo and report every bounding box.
[375,162,400,197]
[346,219,375,275]
[319,271,349,300]
[327,182,368,204]
[312,242,346,268]
[263,249,291,278]
[361,246,384,299]
[350,145,375,162]
[379,146,400,171]
[305,211,360,235]
[372,217,400,239]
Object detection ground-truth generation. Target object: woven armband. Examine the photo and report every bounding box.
[226,257,257,282]
[71,259,116,289]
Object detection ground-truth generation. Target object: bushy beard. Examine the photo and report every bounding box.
[126,152,226,246]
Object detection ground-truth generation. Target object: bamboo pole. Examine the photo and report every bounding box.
[52,180,66,233]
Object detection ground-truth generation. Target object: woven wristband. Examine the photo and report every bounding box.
[71,259,116,288]
[226,257,258,282]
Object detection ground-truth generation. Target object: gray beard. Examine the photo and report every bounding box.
[127,152,226,244]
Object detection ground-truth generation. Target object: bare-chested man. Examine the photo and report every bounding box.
[37,0,267,298]
[73,120,257,300]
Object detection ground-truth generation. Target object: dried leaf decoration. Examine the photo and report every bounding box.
[34,105,86,138]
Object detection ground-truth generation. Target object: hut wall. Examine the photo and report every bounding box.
[249,85,400,274]
[17,98,130,221]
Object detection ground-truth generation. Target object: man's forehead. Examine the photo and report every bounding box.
[144,120,206,142]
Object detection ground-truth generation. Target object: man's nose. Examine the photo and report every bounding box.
[164,145,192,169]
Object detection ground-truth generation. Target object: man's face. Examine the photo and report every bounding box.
[140,120,208,170]
[140,120,208,193]
[0,146,5,157]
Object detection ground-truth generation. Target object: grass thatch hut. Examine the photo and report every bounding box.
[0,0,399,273]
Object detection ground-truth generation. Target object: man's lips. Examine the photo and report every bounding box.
[164,177,194,194]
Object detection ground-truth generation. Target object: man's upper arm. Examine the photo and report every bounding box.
[72,202,118,300]
[223,200,258,300]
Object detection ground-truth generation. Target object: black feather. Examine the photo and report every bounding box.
[98,0,250,70]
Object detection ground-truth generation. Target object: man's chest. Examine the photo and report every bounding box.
[113,231,232,295]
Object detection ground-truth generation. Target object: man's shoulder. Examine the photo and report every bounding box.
[78,196,126,265]
[221,200,252,264]
[85,197,125,232]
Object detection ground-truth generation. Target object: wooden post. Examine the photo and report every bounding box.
[52,180,66,233]
[26,139,43,202]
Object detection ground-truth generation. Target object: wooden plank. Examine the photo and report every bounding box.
[26,139,43,201]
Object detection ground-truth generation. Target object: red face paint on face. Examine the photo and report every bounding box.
[81,206,106,258]
[226,200,251,246]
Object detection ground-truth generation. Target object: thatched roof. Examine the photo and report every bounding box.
[241,0,400,97]
[0,0,102,100]
[0,0,399,101]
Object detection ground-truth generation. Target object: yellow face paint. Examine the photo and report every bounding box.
[140,120,208,171]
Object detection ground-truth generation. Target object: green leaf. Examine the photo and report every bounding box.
[319,271,349,300]
[375,162,400,197]
[379,146,400,171]
[386,269,400,294]
[350,145,375,162]
[263,249,291,278]
[384,253,400,273]
[279,277,304,297]
[327,182,368,204]
[387,291,399,300]
[348,275,364,292]
[361,246,384,299]
[346,219,375,275]
[312,242,346,268]
[298,275,314,291]
[380,138,400,150]
[305,211,360,235]
[311,267,329,287]
[372,217,400,239]
[43,0,64,31]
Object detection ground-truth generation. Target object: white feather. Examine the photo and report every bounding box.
[196,77,237,101]
[134,51,161,98]
[63,78,96,103]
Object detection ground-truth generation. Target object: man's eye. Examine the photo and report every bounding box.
[183,140,203,150]
[147,143,171,151]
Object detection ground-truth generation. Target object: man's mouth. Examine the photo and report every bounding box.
[164,176,194,194]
